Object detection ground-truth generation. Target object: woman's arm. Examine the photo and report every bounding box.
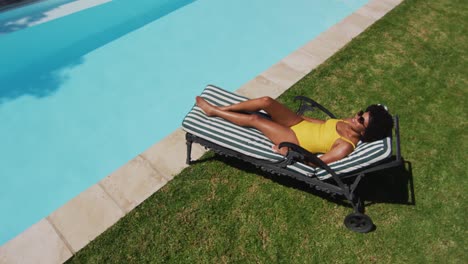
[318,141,354,164]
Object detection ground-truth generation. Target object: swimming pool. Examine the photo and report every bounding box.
[0,0,76,33]
[0,0,368,245]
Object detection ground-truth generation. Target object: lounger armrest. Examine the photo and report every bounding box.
[294,96,337,118]
[279,142,349,194]
[278,142,332,171]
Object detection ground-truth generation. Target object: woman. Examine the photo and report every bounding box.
[196,96,393,164]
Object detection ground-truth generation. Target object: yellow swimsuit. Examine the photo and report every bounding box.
[290,119,356,153]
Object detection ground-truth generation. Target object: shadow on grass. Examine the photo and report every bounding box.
[192,154,415,211]
[359,161,415,207]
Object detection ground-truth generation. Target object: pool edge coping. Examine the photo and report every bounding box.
[0,0,403,262]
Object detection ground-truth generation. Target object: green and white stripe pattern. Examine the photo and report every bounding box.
[182,85,392,180]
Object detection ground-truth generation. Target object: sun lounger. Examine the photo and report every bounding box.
[182,85,404,233]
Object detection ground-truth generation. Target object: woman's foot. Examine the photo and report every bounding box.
[196,96,218,117]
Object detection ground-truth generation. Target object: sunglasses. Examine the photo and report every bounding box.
[357,110,366,128]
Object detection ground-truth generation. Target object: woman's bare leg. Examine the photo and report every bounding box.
[196,97,299,152]
[219,96,303,127]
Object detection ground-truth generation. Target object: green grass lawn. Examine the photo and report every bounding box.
[68,0,467,263]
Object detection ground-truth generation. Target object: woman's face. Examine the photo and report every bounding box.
[352,110,370,131]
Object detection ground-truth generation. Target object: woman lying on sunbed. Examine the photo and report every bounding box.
[195,96,393,164]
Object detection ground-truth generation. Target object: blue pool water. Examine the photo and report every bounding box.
[0,0,368,245]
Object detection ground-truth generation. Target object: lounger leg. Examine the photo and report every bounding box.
[349,174,364,213]
[186,133,193,165]
[348,191,364,214]
[355,197,364,213]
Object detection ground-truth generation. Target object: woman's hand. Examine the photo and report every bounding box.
[272,145,289,156]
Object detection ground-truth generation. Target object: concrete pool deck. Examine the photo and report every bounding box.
[0,0,403,263]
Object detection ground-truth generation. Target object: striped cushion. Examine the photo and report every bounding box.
[182,85,392,180]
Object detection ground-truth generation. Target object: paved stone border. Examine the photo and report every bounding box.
[0,0,402,263]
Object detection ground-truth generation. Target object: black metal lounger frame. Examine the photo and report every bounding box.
[185,96,404,233]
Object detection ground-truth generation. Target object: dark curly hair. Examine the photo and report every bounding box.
[361,104,393,142]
